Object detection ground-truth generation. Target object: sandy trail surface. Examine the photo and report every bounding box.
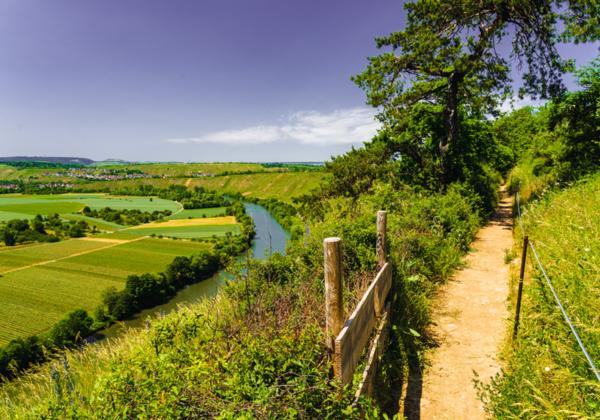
[403,190,513,419]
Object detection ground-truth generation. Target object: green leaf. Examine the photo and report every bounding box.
[409,328,421,337]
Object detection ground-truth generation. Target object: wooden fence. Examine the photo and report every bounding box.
[324,210,394,397]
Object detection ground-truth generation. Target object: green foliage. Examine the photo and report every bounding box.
[0,214,90,246]
[352,0,593,168]
[350,0,598,212]
[82,206,171,226]
[0,160,85,170]
[0,309,93,380]
[549,57,600,179]
[492,106,547,172]
[482,174,600,418]
[49,310,94,348]
[507,57,599,200]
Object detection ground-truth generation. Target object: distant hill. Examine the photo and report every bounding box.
[89,159,131,167]
[0,156,95,165]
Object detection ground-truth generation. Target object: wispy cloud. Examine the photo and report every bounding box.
[165,107,380,146]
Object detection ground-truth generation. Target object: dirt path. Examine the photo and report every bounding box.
[403,189,513,419]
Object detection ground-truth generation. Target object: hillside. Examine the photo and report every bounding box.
[0,157,94,165]
[482,174,600,417]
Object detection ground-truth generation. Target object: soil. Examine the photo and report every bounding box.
[402,189,514,419]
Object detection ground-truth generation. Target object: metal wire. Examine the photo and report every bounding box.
[529,241,600,382]
[515,185,525,233]
[515,183,600,382]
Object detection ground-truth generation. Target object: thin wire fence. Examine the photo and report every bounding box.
[515,189,600,382]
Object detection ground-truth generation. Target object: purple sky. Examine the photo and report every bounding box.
[0,1,597,162]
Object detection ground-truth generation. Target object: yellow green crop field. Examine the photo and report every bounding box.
[121,216,240,239]
[113,162,276,176]
[166,207,227,219]
[73,171,325,201]
[0,237,211,345]
[188,172,325,201]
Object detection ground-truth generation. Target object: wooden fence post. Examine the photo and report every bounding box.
[376,211,387,268]
[513,235,529,339]
[324,237,343,351]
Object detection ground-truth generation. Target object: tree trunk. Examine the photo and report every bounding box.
[441,73,460,157]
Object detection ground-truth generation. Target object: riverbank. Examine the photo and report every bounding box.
[0,201,286,380]
[97,202,289,339]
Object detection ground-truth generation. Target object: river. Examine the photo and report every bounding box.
[97,203,289,339]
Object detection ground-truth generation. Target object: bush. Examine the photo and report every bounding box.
[48,310,94,348]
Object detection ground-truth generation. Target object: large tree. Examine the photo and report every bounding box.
[354,0,599,176]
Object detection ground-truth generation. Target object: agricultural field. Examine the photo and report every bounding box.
[166,207,227,219]
[114,162,277,176]
[0,164,17,179]
[188,172,324,201]
[121,216,240,239]
[73,171,325,201]
[0,191,243,344]
[0,193,181,222]
[0,237,211,345]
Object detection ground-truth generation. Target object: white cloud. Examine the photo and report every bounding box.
[165,107,380,146]
[499,96,547,113]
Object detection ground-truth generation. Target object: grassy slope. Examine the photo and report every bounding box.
[484,173,600,417]
[115,162,274,176]
[0,165,17,179]
[74,171,325,202]
[188,172,325,201]
[0,238,210,344]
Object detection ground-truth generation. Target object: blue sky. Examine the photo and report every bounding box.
[0,0,597,162]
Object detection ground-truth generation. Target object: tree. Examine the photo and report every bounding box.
[550,58,600,177]
[30,215,46,234]
[48,309,94,348]
[2,229,16,246]
[354,0,599,179]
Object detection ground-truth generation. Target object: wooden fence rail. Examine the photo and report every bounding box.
[324,210,393,391]
[334,262,392,385]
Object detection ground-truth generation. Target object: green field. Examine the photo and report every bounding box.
[122,223,240,239]
[0,237,211,345]
[166,207,227,219]
[0,193,181,222]
[0,193,240,344]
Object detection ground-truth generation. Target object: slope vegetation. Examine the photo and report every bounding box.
[483,174,600,417]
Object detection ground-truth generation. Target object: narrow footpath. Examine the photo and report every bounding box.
[403,189,513,419]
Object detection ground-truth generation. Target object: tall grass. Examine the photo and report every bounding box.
[482,173,600,417]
